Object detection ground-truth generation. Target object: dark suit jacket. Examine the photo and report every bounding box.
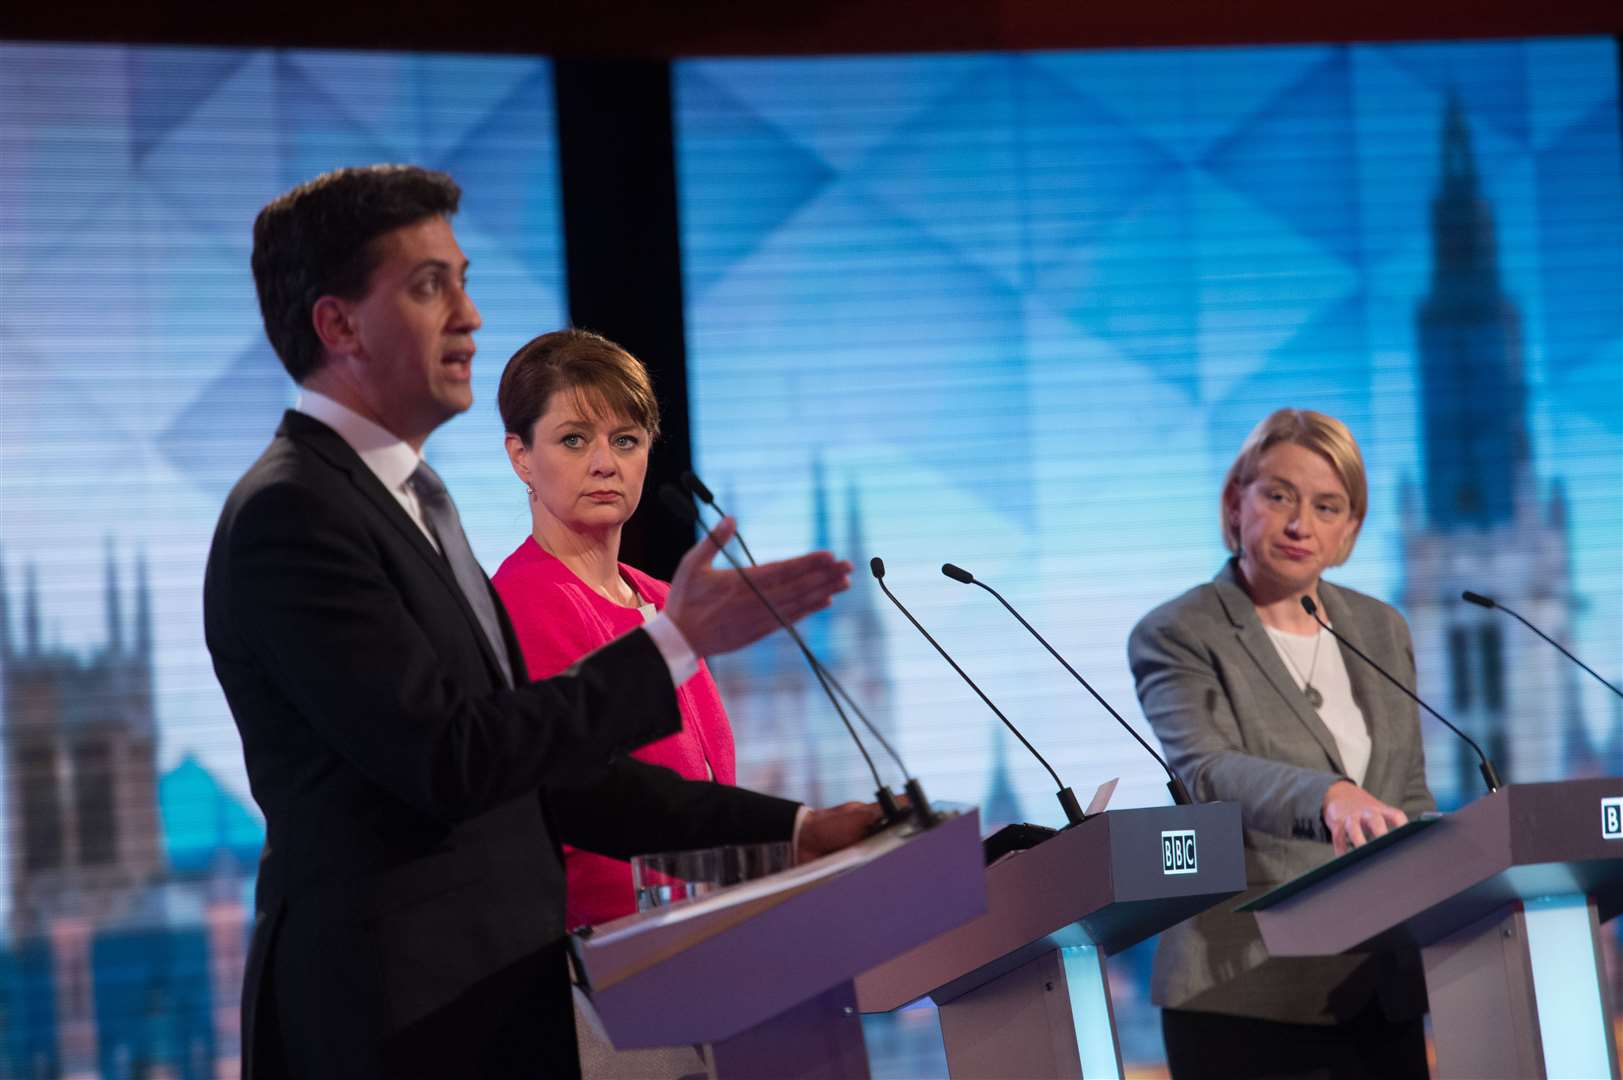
[1128,560,1434,1025]
[204,411,800,1079]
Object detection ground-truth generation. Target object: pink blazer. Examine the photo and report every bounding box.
[492,538,737,928]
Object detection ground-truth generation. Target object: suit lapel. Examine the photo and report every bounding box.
[1212,562,1346,774]
[281,411,516,688]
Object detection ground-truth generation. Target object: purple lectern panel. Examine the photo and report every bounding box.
[573,809,986,1051]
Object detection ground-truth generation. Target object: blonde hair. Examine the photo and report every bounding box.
[1221,409,1367,565]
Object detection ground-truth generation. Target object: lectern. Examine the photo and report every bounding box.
[1248,778,1623,1080]
[856,803,1245,1079]
[571,809,986,1080]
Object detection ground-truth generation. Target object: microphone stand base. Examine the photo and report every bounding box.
[906,778,939,829]
[1057,786,1087,827]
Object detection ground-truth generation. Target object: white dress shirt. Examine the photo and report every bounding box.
[1264,623,1372,787]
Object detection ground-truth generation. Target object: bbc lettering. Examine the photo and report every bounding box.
[1161,829,1198,875]
[1603,797,1623,840]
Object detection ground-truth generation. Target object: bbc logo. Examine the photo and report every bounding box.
[1162,829,1198,875]
[1603,797,1623,841]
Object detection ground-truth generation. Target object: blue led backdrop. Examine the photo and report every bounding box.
[1,33,1619,1078]
[1,44,565,1077]
[675,40,1622,816]
[673,38,1623,1069]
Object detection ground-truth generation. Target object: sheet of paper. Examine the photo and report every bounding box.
[1085,777,1119,817]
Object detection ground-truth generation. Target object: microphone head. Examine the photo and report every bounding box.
[941,563,974,584]
[658,483,698,524]
[680,470,716,506]
[1300,596,1319,616]
[869,557,886,580]
[1461,590,1497,610]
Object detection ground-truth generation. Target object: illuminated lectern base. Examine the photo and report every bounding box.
[1249,778,1623,1080]
[858,802,1245,1079]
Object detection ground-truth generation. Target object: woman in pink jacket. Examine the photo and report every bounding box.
[492,328,737,930]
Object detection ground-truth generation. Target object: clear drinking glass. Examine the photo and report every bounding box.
[722,840,792,886]
[629,841,794,911]
[630,848,724,911]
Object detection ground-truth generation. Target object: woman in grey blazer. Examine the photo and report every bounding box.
[1129,409,1433,1080]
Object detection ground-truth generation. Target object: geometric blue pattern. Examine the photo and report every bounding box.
[1015,62,1184,281]
[440,64,566,290]
[158,339,296,502]
[0,39,566,869]
[677,67,835,303]
[677,39,1623,1072]
[275,54,399,190]
[2,34,1620,1078]
[2,46,569,1080]
[1375,39,1532,148]
[676,34,1623,832]
[1203,50,1361,267]
[1211,287,1375,476]
[1536,96,1623,433]
[131,50,254,164]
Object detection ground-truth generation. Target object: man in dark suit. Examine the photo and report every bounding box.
[204,165,870,1079]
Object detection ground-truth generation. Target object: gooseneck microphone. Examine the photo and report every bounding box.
[659,485,925,828]
[1301,596,1501,793]
[941,563,1193,806]
[872,557,1086,827]
[1462,591,1622,700]
[681,471,758,567]
[679,471,907,780]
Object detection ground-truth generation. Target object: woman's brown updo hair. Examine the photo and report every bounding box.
[498,328,661,446]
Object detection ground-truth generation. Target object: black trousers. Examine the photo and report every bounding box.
[1161,1001,1428,1080]
[262,929,581,1080]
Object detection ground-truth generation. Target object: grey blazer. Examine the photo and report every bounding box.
[1128,560,1435,1024]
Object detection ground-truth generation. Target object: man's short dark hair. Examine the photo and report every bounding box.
[251,165,462,383]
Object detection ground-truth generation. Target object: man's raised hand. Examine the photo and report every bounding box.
[664,516,853,658]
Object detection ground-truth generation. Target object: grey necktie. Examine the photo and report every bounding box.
[409,462,514,688]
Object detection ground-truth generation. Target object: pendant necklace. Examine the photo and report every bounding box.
[1277,628,1325,710]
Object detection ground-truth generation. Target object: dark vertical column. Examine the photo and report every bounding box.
[553,59,693,581]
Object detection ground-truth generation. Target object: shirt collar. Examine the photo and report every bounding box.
[295,388,422,493]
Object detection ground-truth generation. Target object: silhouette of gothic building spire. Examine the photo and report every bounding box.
[1,541,255,1073]
[841,480,892,730]
[105,537,123,654]
[23,562,41,656]
[1415,93,1531,529]
[804,453,834,661]
[981,725,1025,831]
[844,481,873,622]
[0,545,12,662]
[707,460,895,807]
[134,547,153,662]
[4,542,164,940]
[1401,96,1585,804]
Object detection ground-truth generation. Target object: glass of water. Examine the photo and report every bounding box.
[630,848,724,911]
[722,840,792,885]
[630,841,795,911]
